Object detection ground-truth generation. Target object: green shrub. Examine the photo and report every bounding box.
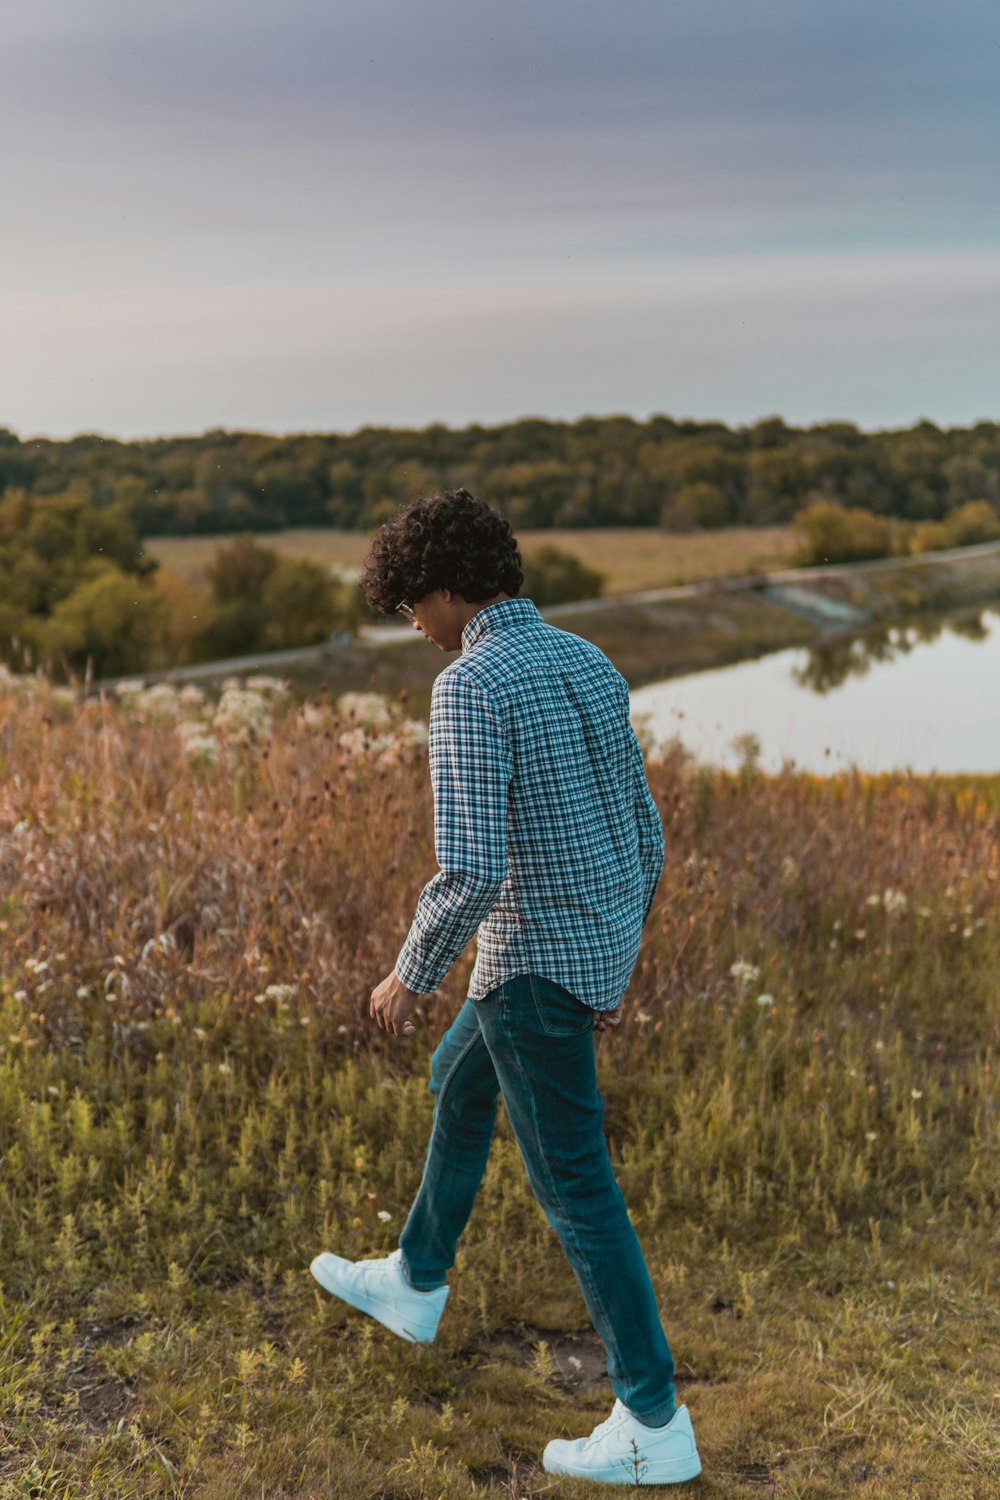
[792,502,896,565]
[909,520,951,554]
[943,500,1000,547]
[520,543,605,605]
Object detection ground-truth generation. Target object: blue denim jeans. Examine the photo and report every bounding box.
[398,973,676,1426]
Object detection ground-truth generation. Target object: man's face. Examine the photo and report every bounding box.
[407,589,465,653]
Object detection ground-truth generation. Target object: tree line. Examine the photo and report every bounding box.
[0,495,605,682]
[2,414,1000,537]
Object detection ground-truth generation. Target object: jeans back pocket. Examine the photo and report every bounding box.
[526,973,595,1037]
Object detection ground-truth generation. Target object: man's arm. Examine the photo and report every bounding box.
[623,688,665,925]
[394,670,513,994]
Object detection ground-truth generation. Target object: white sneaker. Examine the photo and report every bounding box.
[543,1399,702,1485]
[309,1247,448,1344]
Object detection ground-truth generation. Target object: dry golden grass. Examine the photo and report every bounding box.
[0,676,998,1496]
[143,526,796,596]
[521,526,795,594]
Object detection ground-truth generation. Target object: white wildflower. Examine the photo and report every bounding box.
[376,1210,392,1223]
[883,888,908,916]
[865,1131,877,1142]
[866,893,882,908]
[729,960,760,990]
[218,1062,232,1075]
[213,687,269,746]
[133,683,181,721]
[263,984,296,1003]
[338,727,368,757]
[337,691,394,731]
[755,993,775,1007]
[245,674,290,700]
[636,1010,653,1024]
[910,1088,923,1100]
[297,703,327,728]
[779,856,800,885]
[177,721,220,767]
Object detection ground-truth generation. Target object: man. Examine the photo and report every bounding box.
[310,488,702,1486]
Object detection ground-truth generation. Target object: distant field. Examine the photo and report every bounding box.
[143,526,796,596]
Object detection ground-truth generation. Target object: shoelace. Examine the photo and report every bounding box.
[587,1400,627,1445]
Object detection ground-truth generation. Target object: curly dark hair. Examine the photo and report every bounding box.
[359,487,524,614]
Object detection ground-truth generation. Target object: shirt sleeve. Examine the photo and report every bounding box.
[394,669,513,993]
[623,686,665,925]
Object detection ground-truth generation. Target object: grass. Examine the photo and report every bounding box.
[142,526,797,597]
[0,677,998,1497]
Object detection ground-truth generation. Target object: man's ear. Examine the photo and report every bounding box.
[441,588,453,602]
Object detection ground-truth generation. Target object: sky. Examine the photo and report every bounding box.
[2,0,999,440]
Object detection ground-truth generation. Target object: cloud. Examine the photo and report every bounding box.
[2,1,998,434]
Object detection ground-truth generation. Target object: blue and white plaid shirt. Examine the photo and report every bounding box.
[394,596,665,1011]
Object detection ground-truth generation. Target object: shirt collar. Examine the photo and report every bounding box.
[461,596,541,654]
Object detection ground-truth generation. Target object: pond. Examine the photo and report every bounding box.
[629,608,1000,775]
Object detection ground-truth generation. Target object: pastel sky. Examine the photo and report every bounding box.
[3,0,998,439]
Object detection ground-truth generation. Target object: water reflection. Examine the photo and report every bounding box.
[630,608,1000,774]
[794,610,992,694]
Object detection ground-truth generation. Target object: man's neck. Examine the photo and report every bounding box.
[456,591,510,634]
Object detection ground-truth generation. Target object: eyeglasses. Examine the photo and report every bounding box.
[396,601,416,622]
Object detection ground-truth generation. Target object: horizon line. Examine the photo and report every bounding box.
[5,408,999,447]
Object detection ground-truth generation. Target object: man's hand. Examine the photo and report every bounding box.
[594,1002,623,1033]
[369,972,425,1036]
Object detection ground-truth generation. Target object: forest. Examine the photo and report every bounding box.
[2,413,1000,536]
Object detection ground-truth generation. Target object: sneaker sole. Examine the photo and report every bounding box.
[309,1254,442,1344]
[543,1447,702,1484]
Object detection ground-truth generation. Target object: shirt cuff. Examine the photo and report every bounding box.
[394,931,445,995]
